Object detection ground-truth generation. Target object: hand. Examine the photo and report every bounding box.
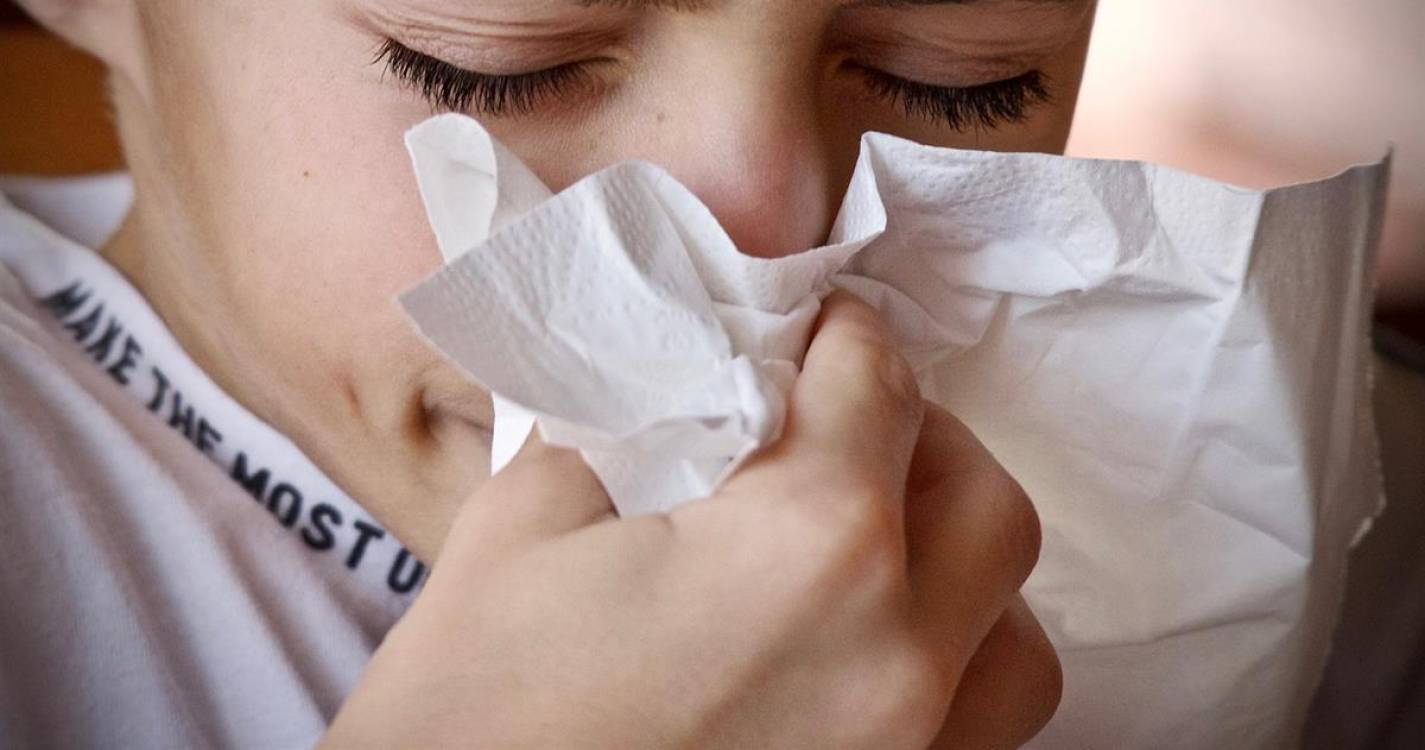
[323,292,1059,748]
[913,407,1062,749]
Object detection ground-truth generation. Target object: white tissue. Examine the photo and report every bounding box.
[398,114,1388,749]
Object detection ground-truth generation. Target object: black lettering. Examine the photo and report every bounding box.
[301,503,343,551]
[147,367,171,413]
[387,549,426,594]
[167,390,195,440]
[39,281,90,320]
[230,452,271,501]
[82,317,123,363]
[105,336,142,386]
[266,483,303,528]
[347,519,386,570]
[62,302,104,342]
[196,419,222,456]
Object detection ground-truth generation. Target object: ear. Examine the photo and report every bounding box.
[14,0,142,76]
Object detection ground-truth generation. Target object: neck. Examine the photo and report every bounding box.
[99,198,467,564]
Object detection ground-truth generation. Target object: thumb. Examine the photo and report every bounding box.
[441,431,616,569]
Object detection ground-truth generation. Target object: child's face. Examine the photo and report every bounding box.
[96,0,1096,552]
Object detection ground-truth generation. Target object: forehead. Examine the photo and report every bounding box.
[371,0,1095,37]
[379,0,1093,18]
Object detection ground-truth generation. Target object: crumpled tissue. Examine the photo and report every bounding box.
[398,113,1389,749]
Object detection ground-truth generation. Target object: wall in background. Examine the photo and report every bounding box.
[1069,0,1424,312]
[0,3,123,174]
[1,2,29,24]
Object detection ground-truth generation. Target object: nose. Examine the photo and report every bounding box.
[621,43,842,258]
[671,114,835,259]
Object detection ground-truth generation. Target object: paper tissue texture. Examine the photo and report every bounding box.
[399,113,1388,749]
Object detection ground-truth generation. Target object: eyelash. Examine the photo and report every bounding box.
[852,65,1052,132]
[375,39,592,117]
[375,38,1050,131]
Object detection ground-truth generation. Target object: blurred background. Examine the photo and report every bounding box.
[1,1,1422,746]
[0,1,120,174]
[1068,0,1424,325]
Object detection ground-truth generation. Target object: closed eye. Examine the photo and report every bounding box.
[375,38,597,116]
[849,63,1052,132]
[376,37,1052,132]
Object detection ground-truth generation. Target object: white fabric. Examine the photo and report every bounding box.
[0,177,421,749]
[399,114,1390,748]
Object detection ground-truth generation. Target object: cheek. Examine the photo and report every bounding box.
[158,4,450,391]
[215,111,441,384]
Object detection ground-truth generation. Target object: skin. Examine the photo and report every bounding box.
[21,0,1094,744]
[326,293,1060,748]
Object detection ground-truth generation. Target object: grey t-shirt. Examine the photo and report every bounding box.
[0,176,422,748]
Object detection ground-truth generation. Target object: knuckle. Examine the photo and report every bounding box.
[857,641,952,746]
[786,489,904,593]
[1027,637,1065,736]
[920,608,1063,750]
[865,343,924,421]
[1002,613,1065,743]
[989,471,1042,580]
[833,499,903,577]
[826,329,923,424]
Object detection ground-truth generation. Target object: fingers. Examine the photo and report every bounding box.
[793,292,925,495]
[930,596,1063,750]
[906,402,1043,674]
[732,291,924,517]
[441,432,616,569]
[447,291,920,568]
